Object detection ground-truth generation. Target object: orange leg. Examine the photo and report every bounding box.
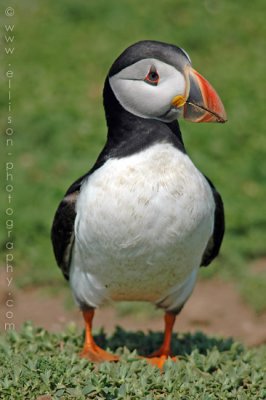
[80,309,119,363]
[146,312,178,368]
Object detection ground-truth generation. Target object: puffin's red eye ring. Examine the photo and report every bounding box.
[144,68,160,86]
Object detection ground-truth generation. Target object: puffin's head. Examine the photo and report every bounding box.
[107,40,227,124]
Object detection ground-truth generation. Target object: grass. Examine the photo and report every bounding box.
[0,323,265,399]
[0,0,266,310]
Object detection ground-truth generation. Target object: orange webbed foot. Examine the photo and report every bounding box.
[80,344,119,363]
[145,355,178,369]
[81,309,119,363]
[143,311,178,369]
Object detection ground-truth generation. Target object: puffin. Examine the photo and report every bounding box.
[51,40,226,368]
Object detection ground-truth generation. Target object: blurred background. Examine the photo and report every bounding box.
[0,0,265,342]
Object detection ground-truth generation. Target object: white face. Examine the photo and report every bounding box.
[109,58,187,122]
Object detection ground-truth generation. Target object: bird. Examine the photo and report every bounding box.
[51,40,226,368]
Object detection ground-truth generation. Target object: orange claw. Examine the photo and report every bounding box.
[145,355,178,369]
[80,309,119,363]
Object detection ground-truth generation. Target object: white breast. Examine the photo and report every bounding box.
[70,143,215,311]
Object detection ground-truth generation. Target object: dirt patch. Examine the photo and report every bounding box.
[1,276,265,347]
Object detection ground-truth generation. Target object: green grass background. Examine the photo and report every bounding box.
[0,0,266,312]
[1,323,265,399]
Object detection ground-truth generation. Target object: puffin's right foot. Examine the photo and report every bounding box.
[80,309,119,363]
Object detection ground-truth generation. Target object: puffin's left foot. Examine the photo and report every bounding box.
[145,311,178,369]
[81,309,119,363]
[145,355,178,369]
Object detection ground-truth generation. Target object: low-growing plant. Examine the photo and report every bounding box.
[0,323,265,399]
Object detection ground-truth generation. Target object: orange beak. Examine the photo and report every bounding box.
[173,67,227,123]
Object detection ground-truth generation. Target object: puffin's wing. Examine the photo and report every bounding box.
[201,177,225,267]
[51,175,85,280]
[51,145,110,279]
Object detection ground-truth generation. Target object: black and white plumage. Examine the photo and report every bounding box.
[51,40,226,365]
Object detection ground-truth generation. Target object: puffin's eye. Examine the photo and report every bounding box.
[144,68,160,86]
